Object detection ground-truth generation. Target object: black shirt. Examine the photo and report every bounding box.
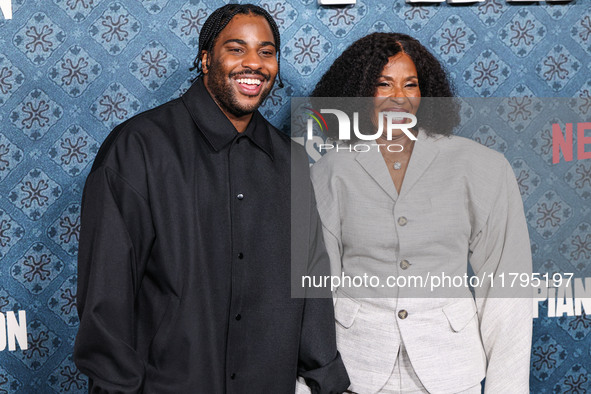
[74,78,349,393]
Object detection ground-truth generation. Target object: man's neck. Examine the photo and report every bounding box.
[204,81,253,133]
[225,112,253,133]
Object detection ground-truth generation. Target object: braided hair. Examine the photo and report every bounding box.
[191,4,283,88]
[312,32,459,137]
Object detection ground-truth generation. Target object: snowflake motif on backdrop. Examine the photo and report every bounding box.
[283,24,331,76]
[471,125,507,153]
[9,89,63,140]
[452,98,475,131]
[49,125,99,177]
[559,222,591,273]
[499,10,546,58]
[0,288,24,314]
[0,56,25,106]
[573,82,591,116]
[316,1,366,38]
[394,4,439,32]
[495,85,543,133]
[47,354,87,392]
[48,45,102,98]
[557,312,591,341]
[11,242,64,294]
[368,20,393,34]
[0,209,24,261]
[542,1,573,20]
[90,82,141,129]
[137,0,169,15]
[473,0,506,27]
[531,334,567,382]
[48,275,79,326]
[529,116,566,166]
[89,3,141,55]
[129,40,179,92]
[12,12,66,66]
[259,83,292,120]
[8,168,62,221]
[429,16,476,66]
[15,320,62,371]
[0,367,21,394]
[536,45,580,92]
[527,190,572,240]
[261,1,298,33]
[0,133,23,182]
[463,50,510,96]
[47,203,81,256]
[511,158,541,201]
[169,0,210,49]
[571,8,591,55]
[53,0,101,22]
[565,163,591,201]
[170,76,193,101]
[553,364,590,393]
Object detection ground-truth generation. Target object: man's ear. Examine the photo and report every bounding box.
[201,50,209,74]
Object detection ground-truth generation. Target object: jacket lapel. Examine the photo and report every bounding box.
[355,145,399,202]
[399,129,440,199]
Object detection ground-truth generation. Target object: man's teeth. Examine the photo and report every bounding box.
[236,78,261,86]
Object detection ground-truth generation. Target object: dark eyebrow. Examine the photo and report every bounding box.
[223,39,276,49]
[378,75,418,81]
[260,41,276,49]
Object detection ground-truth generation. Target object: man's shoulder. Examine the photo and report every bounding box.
[262,116,291,145]
[91,97,189,171]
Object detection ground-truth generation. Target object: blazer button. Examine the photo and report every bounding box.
[398,310,408,319]
[397,216,408,226]
[400,260,410,270]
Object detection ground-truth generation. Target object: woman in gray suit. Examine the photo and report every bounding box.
[309,33,532,393]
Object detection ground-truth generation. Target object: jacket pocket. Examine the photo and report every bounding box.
[334,294,360,329]
[442,299,478,332]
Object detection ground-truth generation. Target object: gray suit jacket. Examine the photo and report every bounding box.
[308,130,533,394]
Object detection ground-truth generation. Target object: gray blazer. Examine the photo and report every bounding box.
[307,130,533,394]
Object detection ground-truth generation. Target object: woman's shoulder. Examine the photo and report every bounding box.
[429,133,509,175]
[310,144,358,179]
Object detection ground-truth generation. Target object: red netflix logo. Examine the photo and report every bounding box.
[552,122,591,164]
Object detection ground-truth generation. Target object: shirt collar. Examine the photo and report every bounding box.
[181,77,274,160]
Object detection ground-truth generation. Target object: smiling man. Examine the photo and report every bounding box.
[74,4,349,393]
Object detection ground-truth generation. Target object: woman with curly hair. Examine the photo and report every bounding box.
[309,33,532,393]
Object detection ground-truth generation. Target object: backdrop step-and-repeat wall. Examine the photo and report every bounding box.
[0,0,590,392]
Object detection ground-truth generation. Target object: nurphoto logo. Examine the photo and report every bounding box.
[305,108,418,142]
[305,108,418,153]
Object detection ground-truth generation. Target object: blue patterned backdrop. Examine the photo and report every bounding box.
[0,0,590,392]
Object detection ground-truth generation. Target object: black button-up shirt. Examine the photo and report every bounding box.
[74,78,349,393]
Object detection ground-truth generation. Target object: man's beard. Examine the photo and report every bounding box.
[205,58,274,118]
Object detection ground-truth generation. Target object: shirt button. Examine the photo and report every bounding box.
[400,260,410,270]
[238,252,244,259]
[237,193,244,200]
[230,373,236,379]
[398,216,408,226]
[398,310,408,319]
[235,314,241,321]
